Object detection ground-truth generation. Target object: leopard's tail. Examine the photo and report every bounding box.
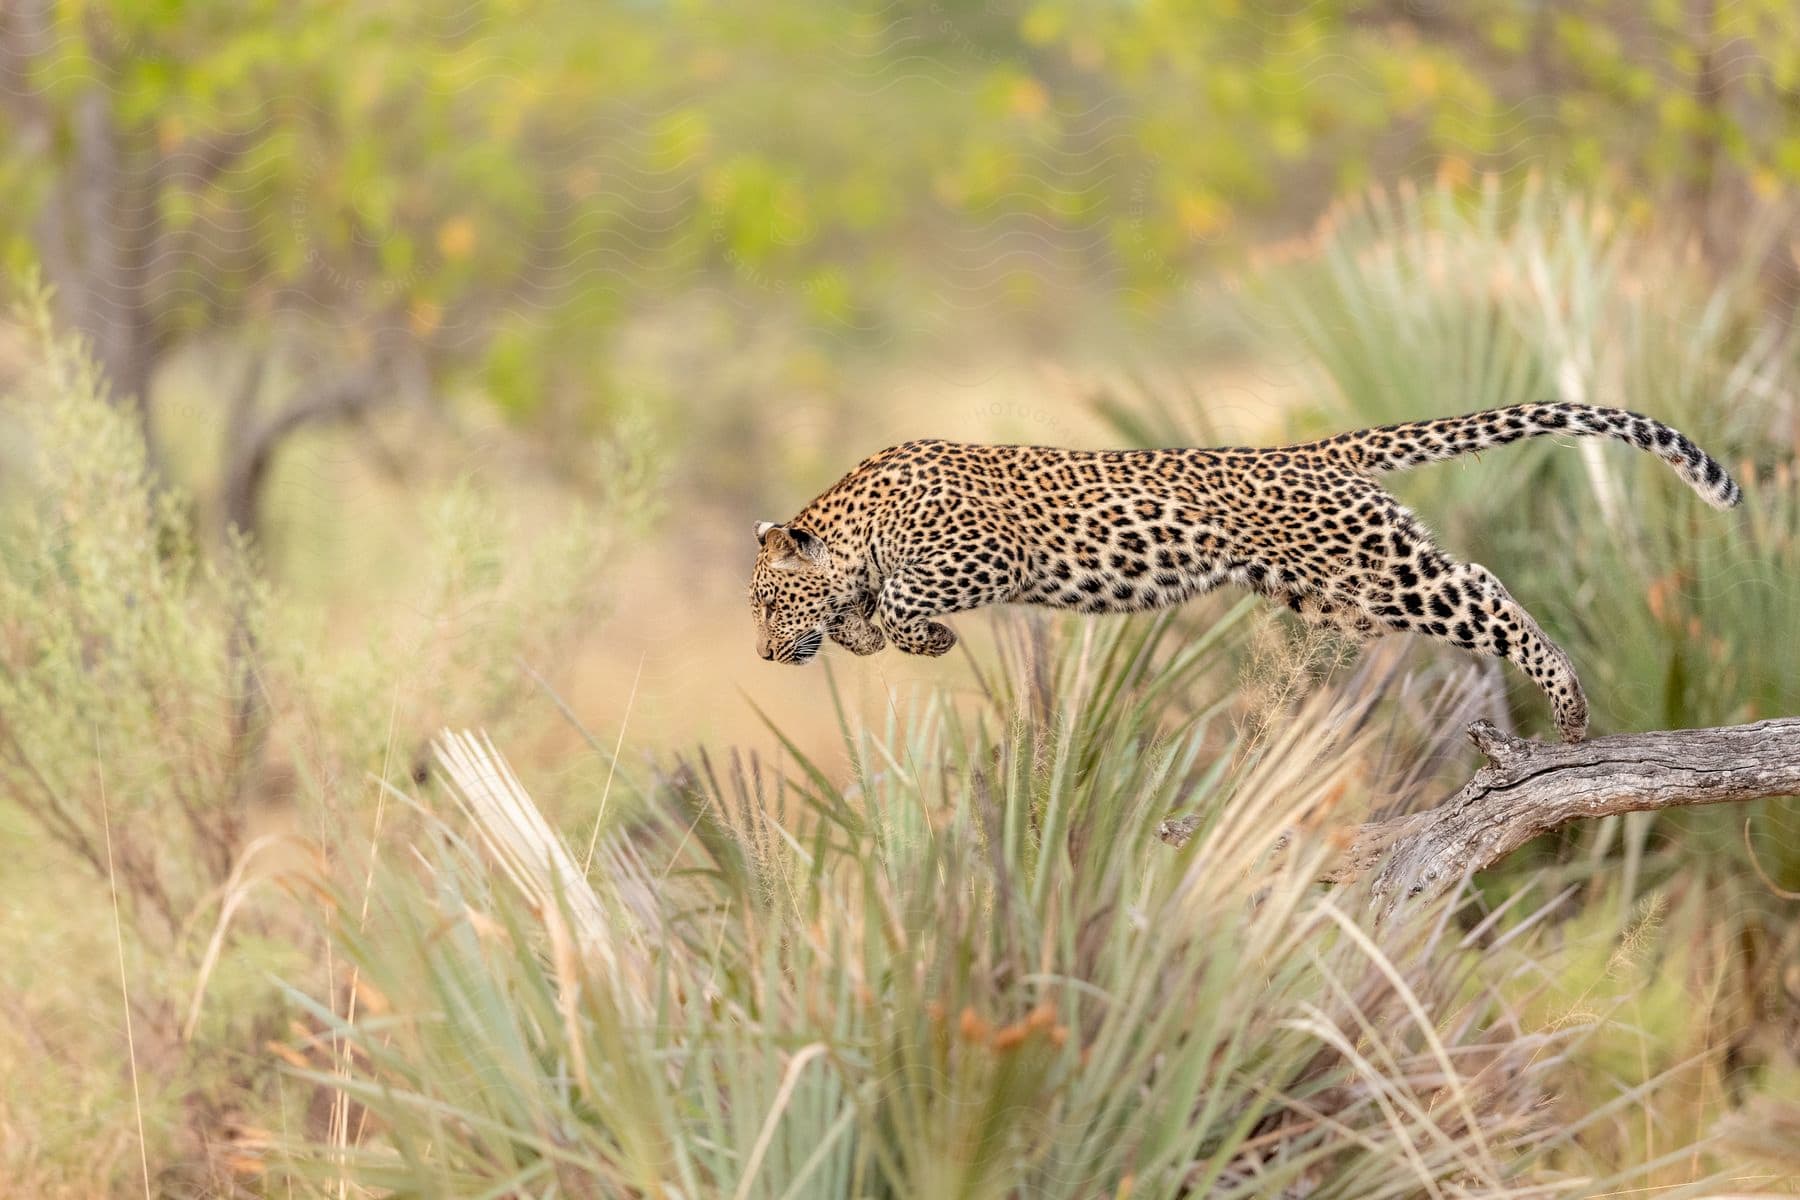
[1308,402,1742,510]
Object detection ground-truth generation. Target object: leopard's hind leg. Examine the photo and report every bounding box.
[1306,484,1590,741]
[1443,561,1588,741]
[1345,552,1588,742]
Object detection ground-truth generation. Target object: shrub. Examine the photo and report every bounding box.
[0,287,641,1194]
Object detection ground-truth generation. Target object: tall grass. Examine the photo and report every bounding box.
[288,606,1722,1196]
[6,203,1793,1194]
[267,178,1800,1185]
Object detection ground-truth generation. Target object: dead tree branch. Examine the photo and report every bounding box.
[1162,718,1800,922]
[219,362,389,542]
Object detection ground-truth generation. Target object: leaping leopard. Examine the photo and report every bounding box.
[748,402,1742,741]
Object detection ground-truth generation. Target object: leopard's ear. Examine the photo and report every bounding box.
[786,526,829,568]
[765,524,829,571]
[755,520,778,544]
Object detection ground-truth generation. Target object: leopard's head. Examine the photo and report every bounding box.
[750,521,846,663]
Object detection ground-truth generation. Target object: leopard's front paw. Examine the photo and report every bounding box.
[843,625,887,655]
[919,621,956,656]
[893,620,957,657]
[829,612,887,655]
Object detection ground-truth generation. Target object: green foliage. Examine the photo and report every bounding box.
[288,610,1715,1196]
[9,0,1799,444]
[1221,178,1798,816]
[0,286,253,925]
[1089,181,1800,1184]
[0,288,290,1194]
[0,292,643,1193]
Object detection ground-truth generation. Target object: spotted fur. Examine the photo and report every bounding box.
[749,402,1742,740]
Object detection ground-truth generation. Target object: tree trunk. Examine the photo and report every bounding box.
[4,2,165,471]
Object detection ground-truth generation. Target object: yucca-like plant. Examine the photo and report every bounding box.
[1220,177,1797,735]
[288,606,1711,1197]
[1100,181,1800,1181]
[1114,180,1800,881]
[1233,179,1787,550]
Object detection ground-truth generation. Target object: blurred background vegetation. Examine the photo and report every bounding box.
[3,0,1800,1194]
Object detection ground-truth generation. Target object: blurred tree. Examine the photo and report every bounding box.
[0,0,688,535]
[2,0,1797,543]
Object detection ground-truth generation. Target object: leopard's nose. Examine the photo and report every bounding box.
[758,644,774,661]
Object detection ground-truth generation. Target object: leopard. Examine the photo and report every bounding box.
[748,401,1743,741]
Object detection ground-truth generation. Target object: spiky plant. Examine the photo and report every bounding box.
[1112,178,1800,881]
[1219,177,1797,737]
[286,605,1716,1196]
[1099,179,1800,1190]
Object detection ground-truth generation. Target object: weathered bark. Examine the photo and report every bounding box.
[1161,718,1800,923]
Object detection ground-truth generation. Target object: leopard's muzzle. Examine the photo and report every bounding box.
[784,629,826,664]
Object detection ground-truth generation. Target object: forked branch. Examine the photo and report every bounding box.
[1162,717,1800,922]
